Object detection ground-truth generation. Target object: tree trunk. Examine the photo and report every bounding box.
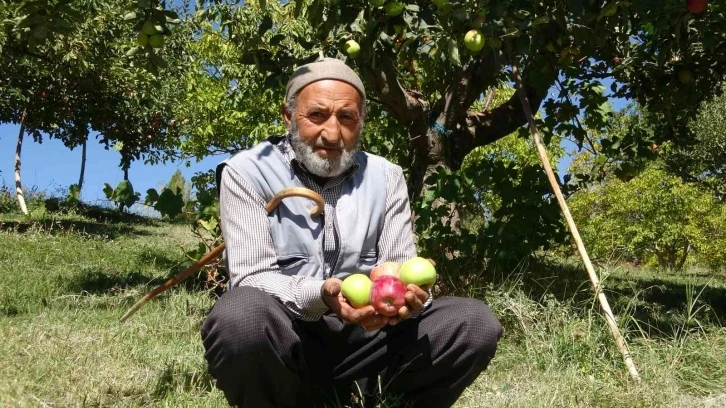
[14,109,28,215]
[78,138,87,193]
[123,165,129,181]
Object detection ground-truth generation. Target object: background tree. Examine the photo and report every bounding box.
[0,0,191,203]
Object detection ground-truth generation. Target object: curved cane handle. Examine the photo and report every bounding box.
[119,187,324,322]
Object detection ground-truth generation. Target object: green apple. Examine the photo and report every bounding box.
[678,68,693,84]
[344,39,360,58]
[136,31,149,47]
[142,21,159,36]
[433,0,449,7]
[399,257,437,290]
[384,1,404,17]
[341,273,373,308]
[149,34,165,48]
[435,3,452,16]
[464,29,485,52]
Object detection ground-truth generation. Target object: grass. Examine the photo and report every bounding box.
[1,209,725,407]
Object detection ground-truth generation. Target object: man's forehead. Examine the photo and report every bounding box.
[296,80,362,105]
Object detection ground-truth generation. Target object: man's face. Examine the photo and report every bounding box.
[282,79,363,178]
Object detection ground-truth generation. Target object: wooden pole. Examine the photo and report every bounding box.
[509,57,641,382]
[119,187,325,322]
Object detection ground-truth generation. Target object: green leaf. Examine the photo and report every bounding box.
[102,183,114,200]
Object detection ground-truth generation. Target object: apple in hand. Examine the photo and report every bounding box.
[341,273,373,308]
[369,276,407,316]
[400,257,437,291]
[370,261,401,281]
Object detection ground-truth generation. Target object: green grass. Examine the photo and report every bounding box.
[1,211,725,407]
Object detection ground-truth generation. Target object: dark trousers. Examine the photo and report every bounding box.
[201,286,503,408]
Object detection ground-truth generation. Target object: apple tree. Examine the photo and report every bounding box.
[115,1,726,273]
[0,0,191,203]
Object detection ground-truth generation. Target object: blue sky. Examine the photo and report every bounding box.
[0,127,223,205]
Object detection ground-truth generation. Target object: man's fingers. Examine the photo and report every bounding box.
[322,281,341,297]
[360,314,389,331]
[341,303,376,324]
[408,284,429,302]
[405,288,425,311]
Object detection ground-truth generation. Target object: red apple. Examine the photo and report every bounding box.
[687,0,708,14]
[370,261,401,281]
[369,276,407,317]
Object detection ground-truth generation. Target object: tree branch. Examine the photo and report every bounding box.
[358,56,425,126]
[455,71,552,164]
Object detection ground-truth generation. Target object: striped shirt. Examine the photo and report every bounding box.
[219,135,428,321]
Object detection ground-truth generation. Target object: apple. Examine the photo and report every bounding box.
[400,256,437,291]
[687,0,708,14]
[678,68,693,84]
[384,1,404,17]
[369,275,407,316]
[435,3,452,16]
[344,39,360,58]
[341,274,373,308]
[136,31,149,47]
[370,261,401,281]
[433,0,449,7]
[149,34,165,48]
[142,21,159,36]
[472,15,485,29]
[464,29,485,52]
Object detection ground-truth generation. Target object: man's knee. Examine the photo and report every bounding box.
[201,286,284,354]
[441,297,503,357]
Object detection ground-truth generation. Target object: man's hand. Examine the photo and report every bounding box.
[321,279,390,331]
[389,284,429,326]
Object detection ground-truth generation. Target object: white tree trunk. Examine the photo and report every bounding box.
[14,109,28,215]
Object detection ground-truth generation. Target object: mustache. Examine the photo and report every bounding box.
[312,137,345,150]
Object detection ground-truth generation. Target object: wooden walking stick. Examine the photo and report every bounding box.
[119,187,325,323]
[509,52,641,382]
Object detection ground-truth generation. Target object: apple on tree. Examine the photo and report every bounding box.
[687,0,709,14]
[136,31,149,47]
[149,34,165,48]
[464,29,485,52]
[344,40,360,58]
[384,1,404,17]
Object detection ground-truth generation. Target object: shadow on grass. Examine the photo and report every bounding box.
[0,219,152,240]
[60,266,216,296]
[439,257,726,339]
[152,361,215,398]
[136,247,188,271]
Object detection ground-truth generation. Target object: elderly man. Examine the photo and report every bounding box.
[201,58,503,408]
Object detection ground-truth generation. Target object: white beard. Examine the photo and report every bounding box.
[288,124,359,178]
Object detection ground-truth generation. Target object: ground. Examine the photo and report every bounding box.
[1,208,724,407]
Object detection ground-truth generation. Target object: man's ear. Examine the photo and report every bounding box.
[281,102,292,130]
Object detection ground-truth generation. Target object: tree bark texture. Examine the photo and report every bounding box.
[14,109,28,215]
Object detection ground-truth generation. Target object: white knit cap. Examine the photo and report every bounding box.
[285,57,366,101]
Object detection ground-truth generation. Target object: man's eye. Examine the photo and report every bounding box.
[309,112,325,118]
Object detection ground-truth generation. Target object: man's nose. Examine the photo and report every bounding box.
[321,116,342,145]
